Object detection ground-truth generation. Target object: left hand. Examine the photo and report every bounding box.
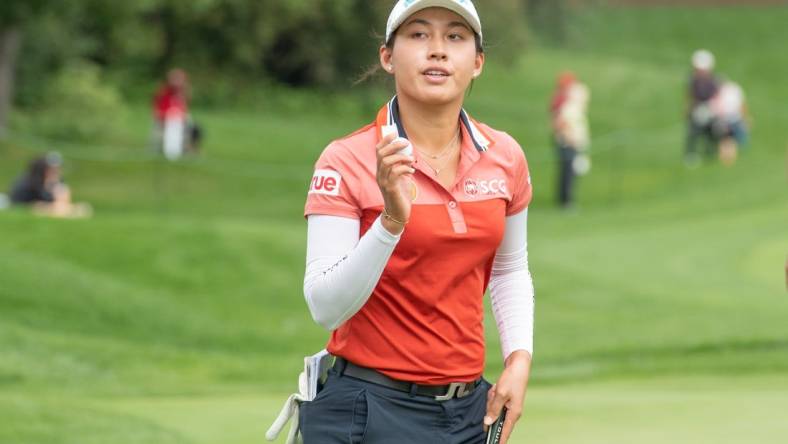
[484,350,532,444]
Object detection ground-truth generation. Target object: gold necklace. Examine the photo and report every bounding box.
[421,135,460,175]
[415,129,460,160]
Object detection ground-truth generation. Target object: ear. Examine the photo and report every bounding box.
[379,45,394,74]
[473,52,485,79]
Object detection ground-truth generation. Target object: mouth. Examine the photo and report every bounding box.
[422,68,452,83]
[423,68,451,77]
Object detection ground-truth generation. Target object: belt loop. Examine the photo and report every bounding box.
[335,357,348,376]
[408,383,418,398]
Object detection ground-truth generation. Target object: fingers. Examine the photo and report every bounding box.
[377,137,412,159]
[485,384,507,428]
[383,165,414,186]
[484,384,496,431]
[378,155,414,184]
[375,134,414,227]
[388,164,416,178]
[380,154,414,169]
[376,135,414,182]
[375,133,397,151]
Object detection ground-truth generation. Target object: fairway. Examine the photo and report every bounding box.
[2,4,788,443]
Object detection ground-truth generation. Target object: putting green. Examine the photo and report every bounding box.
[80,375,787,444]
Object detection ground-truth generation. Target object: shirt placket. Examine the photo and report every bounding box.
[445,197,466,234]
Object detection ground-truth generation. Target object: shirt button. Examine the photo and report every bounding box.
[448,201,457,209]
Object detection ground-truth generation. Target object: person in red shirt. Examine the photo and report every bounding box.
[550,71,576,126]
[153,68,188,123]
[299,2,534,443]
[153,69,200,159]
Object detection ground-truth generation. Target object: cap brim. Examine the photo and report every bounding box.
[388,0,482,43]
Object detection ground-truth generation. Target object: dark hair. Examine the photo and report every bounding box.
[355,30,484,85]
[24,157,51,197]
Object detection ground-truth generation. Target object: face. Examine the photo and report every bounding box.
[44,166,61,185]
[693,63,714,77]
[168,69,187,89]
[380,7,484,106]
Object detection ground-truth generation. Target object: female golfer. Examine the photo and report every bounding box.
[302,1,534,442]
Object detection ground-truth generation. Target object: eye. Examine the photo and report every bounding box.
[411,32,427,39]
[448,33,465,41]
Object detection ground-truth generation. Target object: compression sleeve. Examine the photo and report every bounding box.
[489,210,535,359]
[303,215,400,331]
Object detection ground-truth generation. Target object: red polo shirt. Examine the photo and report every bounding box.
[305,97,532,384]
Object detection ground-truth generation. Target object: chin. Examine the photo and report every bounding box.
[413,86,465,106]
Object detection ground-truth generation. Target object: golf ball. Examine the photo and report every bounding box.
[395,137,413,157]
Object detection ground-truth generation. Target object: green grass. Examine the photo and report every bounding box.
[2,4,788,443]
[4,375,787,444]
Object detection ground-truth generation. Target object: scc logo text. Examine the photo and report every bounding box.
[309,169,342,196]
[464,178,507,197]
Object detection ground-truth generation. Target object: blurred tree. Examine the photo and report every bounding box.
[34,61,128,143]
[479,0,529,62]
[524,0,568,45]
[3,0,532,116]
[0,28,20,139]
[263,0,384,87]
[0,0,52,139]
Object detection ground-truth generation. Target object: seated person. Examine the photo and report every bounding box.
[8,152,92,218]
[711,80,749,166]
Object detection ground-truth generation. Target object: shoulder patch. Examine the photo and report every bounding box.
[309,169,342,196]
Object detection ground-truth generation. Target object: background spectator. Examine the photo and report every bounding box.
[551,72,591,209]
[153,69,201,160]
[685,49,719,167]
[711,79,749,166]
[8,152,92,218]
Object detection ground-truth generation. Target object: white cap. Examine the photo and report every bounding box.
[692,49,715,71]
[386,0,482,44]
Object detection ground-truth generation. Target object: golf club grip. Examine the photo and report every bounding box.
[486,407,507,444]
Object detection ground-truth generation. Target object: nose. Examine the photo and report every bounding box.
[428,39,448,61]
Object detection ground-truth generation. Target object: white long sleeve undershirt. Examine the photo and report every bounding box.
[303,211,534,359]
[489,211,535,358]
[304,216,399,331]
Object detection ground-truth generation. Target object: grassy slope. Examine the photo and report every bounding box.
[1,5,787,444]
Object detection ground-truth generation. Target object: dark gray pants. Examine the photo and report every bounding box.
[299,368,492,444]
[557,144,577,207]
[685,119,717,158]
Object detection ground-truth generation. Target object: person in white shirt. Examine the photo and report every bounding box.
[711,80,749,166]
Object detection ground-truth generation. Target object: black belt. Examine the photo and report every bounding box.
[333,358,481,401]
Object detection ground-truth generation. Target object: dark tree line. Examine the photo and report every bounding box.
[0,0,567,137]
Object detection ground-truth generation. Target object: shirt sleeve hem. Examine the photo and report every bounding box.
[503,347,533,361]
[304,205,362,219]
[506,202,529,217]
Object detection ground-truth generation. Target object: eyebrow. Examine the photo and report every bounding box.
[448,21,472,32]
[403,18,431,28]
[403,18,472,32]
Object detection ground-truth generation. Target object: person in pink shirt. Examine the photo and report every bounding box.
[293,2,535,443]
